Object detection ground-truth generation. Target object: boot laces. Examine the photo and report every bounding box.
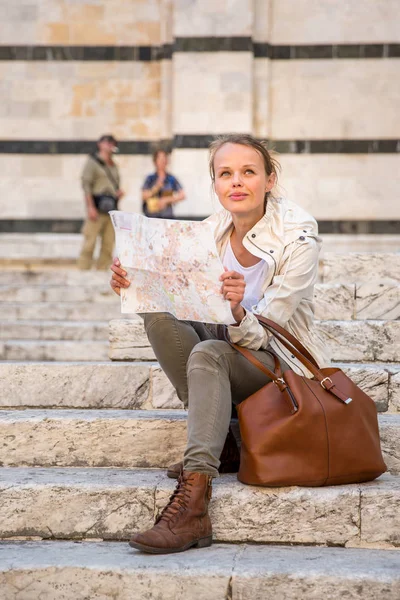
[156,474,194,524]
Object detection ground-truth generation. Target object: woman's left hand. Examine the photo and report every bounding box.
[220,268,246,324]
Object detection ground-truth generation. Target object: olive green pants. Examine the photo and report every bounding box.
[77,213,115,271]
[143,312,288,477]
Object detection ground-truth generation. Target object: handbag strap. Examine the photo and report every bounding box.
[256,315,319,368]
[91,154,119,193]
[227,317,352,405]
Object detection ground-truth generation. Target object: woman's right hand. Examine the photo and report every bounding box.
[110,258,130,296]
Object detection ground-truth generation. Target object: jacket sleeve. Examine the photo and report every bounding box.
[81,158,95,196]
[227,236,320,350]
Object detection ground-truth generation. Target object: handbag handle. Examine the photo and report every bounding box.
[229,317,352,405]
[256,315,319,369]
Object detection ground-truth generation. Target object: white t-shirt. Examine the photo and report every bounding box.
[223,239,268,311]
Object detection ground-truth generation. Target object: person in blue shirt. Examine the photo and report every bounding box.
[142,149,185,218]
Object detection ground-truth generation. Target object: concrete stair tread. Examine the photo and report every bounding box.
[1,468,399,548]
[1,542,399,600]
[0,339,110,362]
[0,410,397,474]
[110,318,400,363]
[0,361,398,411]
[3,301,124,321]
[0,320,109,341]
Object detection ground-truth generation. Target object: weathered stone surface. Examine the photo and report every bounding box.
[0,410,396,473]
[112,318,400,363]
[5,301,123,321]
[0,269,110,286]
[1,542,399,600]
[322,253,400,284]
[339,363,389,412]
[0,362,151,409]
[109,318,156,361]
[314,283,355,320]
[0,541,236,600]
[233,545,400,600]
[151,366,184,409]
[0,468,159,540]
[389,370,400,412]
[355,283,400,320]
[318,320,400,362]
[0,284,116,303]
[360,475,400,546]
[0,410,187,468]
[379,414,400,475]
[1,468,399,548]
[0,320,108,341]
[0,340,109,361]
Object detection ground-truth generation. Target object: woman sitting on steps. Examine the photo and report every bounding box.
[110,133,330,554]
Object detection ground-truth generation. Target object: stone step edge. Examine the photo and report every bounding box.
[0,541,399,600]
[1,468,399,548]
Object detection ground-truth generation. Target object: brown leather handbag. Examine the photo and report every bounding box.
[232,316,387,487]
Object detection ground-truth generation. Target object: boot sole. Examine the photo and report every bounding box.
[129,535,212,554]
[166,471,179,480]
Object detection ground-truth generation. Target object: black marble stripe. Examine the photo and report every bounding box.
[0,41,398,61]
[1,219,399,234]
[0,138,398,155]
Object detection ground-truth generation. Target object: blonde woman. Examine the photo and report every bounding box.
[110,134,329,554]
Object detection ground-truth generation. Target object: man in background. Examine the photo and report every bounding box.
[142,149,185,218]
[77,134,124,270]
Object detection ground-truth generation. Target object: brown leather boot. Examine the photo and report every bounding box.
[129,471,212,554]
[167,426,240,479]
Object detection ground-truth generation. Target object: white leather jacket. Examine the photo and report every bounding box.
[206,196,331,377]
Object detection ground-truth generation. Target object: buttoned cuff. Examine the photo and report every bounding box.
[227,309,252,343]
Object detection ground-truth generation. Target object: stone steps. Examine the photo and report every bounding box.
[0,361,398,412]
[3,301,124,321]
[1,282,398,320]
[0,284,116,303]
[0,320,109,341]
[110,319,400,363]
[1,542,399,600]
[0,340,110,361]
[0,409,398,474]
[0,468,399,548]
[322,252,400,284]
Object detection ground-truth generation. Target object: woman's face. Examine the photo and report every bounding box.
[155,151,168,171]
[213,143,275,217]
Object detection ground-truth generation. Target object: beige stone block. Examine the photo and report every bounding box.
[20,155,63,178]
[355,284,400,320]
[360,475,400,546]
[254,0,272,42]
[8,301,120,321]
[270,0,400,44]
[318,321,400,362]
[340,365,389,412]
[174,0,253,37]
[234,545,400,599]
[43,22,70,44]
[172,52,253,134]
[0,468,158,540]
[0,409,187,468]
[314,283,355,320]
[209,476,360,545]
[114,102,141,119]
[0,362,151,409]
[151,366,184,409]
[322,253,400,284]
[379,415,400,475]
[171,149,217,218]
[253,58,271,137]
[0,320,109,342]
[278,154,400,220]
[389,371,400,412]
[0,542,236,600]
[2,340,109,362]
[271,60,400,139]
